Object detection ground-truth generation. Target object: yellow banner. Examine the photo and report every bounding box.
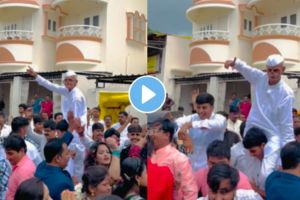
[99,91,130,124]
[147,55,159,74]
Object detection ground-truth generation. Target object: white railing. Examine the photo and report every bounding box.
[193,30,229,41]
[58,25,102,38]
[0,30,33,40]
[254,23,300,36]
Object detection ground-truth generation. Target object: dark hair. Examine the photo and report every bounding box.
[14,177,44,200]
[82,166,108,195]
[119,111,128,117]
[93,107,101,112]
[223,131,241,148]
[207,140,231,160]
[280,141,300,170]
[161,119,176,142]
[243,127,267,149]
[44,138,64,163]
[293,108,298,113]
[3,135,27,153]
[207,163,239,193]
[43,120,56,130]
[96,195,123,200]
[104,115,112,120]
[195,93,214,106]
[56,119,69,132]
[11,117,29,133]
[114,157,145,198]
[0,111,5,118]
[92,123,104,132]
[18,104,27,110]
[84,142,112,169]
[178,106,184,112]
[295,127,300,137]
[239,121,246,138]
[130,117,139,123]
[104,128,120,139]
[54,112,63,120]
[229,106,240,113]
[33,115,43,125]
[127,124,142,133]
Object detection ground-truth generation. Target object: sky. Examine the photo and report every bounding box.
[148,0,192,36]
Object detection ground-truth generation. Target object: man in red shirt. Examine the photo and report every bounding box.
[41,95,53,119]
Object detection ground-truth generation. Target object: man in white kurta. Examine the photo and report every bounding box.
[225,54,294,150]
[27,67,87,126]
[176,93,227,171]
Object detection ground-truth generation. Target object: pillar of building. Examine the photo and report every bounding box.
[207,77,220,110]
[10,77,23,118]
[217,80,226,112]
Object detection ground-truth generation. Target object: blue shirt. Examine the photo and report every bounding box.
[265,170,300,200]
[35,161,74,200]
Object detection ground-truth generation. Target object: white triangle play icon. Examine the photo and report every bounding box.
[142,85,156,104]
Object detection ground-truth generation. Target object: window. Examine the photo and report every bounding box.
[248,21,252,31]
[126,11,146,44]
[93,16,99,26]
[52,21,56,32]
[244,19,247,30]
[84,17,90,26]
[48,19,51,30]
[290,14,297,25]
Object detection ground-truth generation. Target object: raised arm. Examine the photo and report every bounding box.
[224,58,265,85]
[27,66,66,95]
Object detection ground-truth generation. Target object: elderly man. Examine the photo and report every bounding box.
[225,54,294,150]
[27,67,87,126]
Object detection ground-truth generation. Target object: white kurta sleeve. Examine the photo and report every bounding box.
[278,95,294,146]
[35,75,67,95]
[234,58,265,85]
[192,114,226,132]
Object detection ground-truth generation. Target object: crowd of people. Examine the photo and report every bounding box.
[1,53,300,200]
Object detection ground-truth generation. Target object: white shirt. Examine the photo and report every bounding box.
[35,75,87,125]
[198,189,263,200]
[0,124,11,138]
[231,142,280,191]
[176,113,226,171]
[112,122,130,149]
[235,59,294,150]
[25,140,42,166]
[227,119,242,139]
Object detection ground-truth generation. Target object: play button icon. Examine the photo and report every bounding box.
[129,75,166,113]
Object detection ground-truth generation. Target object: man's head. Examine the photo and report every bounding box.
[131,117,139,126]
[25,105,33,120]
[55,119,69,138]
[148,113,176,150]
[0,112,5,126]
[280,141,300,172]
[243,95,250,102]
[127,124,142,145]
[294,127,300,143]
[54,112,63,123]
[207,163,240,200]
[63,71,78,91]
[294,116,300,129]
[243,127,268,160]
[228,107,240,123]
[3,135,27,166]
[18,104,27,115]
[104,115,112,128]
[41,111,49,121]
[195,93,214,120]
[266,54,285,85]
[11,117,29,138]
[45,95,50,101]
[293,108,298,118]
[92,107,101,119]
[92,123,104,142]
[207,140,231,169]
[33,115,43,134]
[43,120,57,141]
[44,138,70,169]
[118,111,128,125]
[104,128,120,145]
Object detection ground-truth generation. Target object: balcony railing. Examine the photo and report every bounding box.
[58,25,102,38]
[0,30,33,40]
[193,30,229,41]
[254,23,300,37]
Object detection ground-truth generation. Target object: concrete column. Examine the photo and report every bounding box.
[208,77,220,110]
[173,83,181,111]
[217,80,226,112]
[10,77,22,118]
[20,80,29,104]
